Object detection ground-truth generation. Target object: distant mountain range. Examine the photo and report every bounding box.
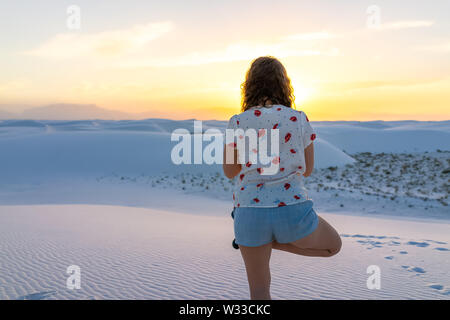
[0,110,15,119]
[0,104,159,120]
[1,104,448,122]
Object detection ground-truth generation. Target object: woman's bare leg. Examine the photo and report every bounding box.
[272,216,342,257]
[239,216,341,299]
[239,242,273,300]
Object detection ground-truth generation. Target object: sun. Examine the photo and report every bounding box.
[292,84,315,105]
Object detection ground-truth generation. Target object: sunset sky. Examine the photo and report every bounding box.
[1,0,449,120]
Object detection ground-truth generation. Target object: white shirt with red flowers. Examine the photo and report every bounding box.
[226,104,316,208]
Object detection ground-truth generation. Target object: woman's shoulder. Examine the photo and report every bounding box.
[283,107,310,120]
[273,105,309,119]
[228,105,308,122]
[237,104,294,115]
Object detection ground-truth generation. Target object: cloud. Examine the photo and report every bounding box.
[24,21,173,59]
[377,20,434,31]
[319,78,447,93]
[282,31,336,41]
[0,79,30,93]
[24,23,339,67]
[119,37,340,68]
[416,43,450,53]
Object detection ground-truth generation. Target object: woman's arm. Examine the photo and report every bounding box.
[223,144,242,179]
[303,143,314,177]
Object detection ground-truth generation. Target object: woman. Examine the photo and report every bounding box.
[223,56,342,300]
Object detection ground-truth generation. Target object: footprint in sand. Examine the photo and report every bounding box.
[357,240,383,249]
[424,240,447,245]
[411,267,426,274]
[402,265,426,275]
[428,284,450,296]
[341,234,399,240]
[343,235,447,256]
[16,290,57,300]
[406,241,430,248]
[428,284,444,290]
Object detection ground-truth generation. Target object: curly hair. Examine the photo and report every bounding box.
[241,56,295,112]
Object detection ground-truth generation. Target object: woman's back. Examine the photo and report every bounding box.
[227,104,316,208]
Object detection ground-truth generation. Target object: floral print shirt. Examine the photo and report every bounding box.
[226,105,316,208]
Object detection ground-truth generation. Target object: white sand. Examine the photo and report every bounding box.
[0,202,449,300]
[0,119,448,300]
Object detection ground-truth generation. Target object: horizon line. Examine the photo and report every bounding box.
[1,117,449,123]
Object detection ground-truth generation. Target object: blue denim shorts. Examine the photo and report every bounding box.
[233,200,319,247]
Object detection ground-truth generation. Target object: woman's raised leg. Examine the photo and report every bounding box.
[272,216,342,257]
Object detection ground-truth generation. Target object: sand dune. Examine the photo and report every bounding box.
[0,204,448,300]
[2,119,448,185]
[0,119,448,300]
